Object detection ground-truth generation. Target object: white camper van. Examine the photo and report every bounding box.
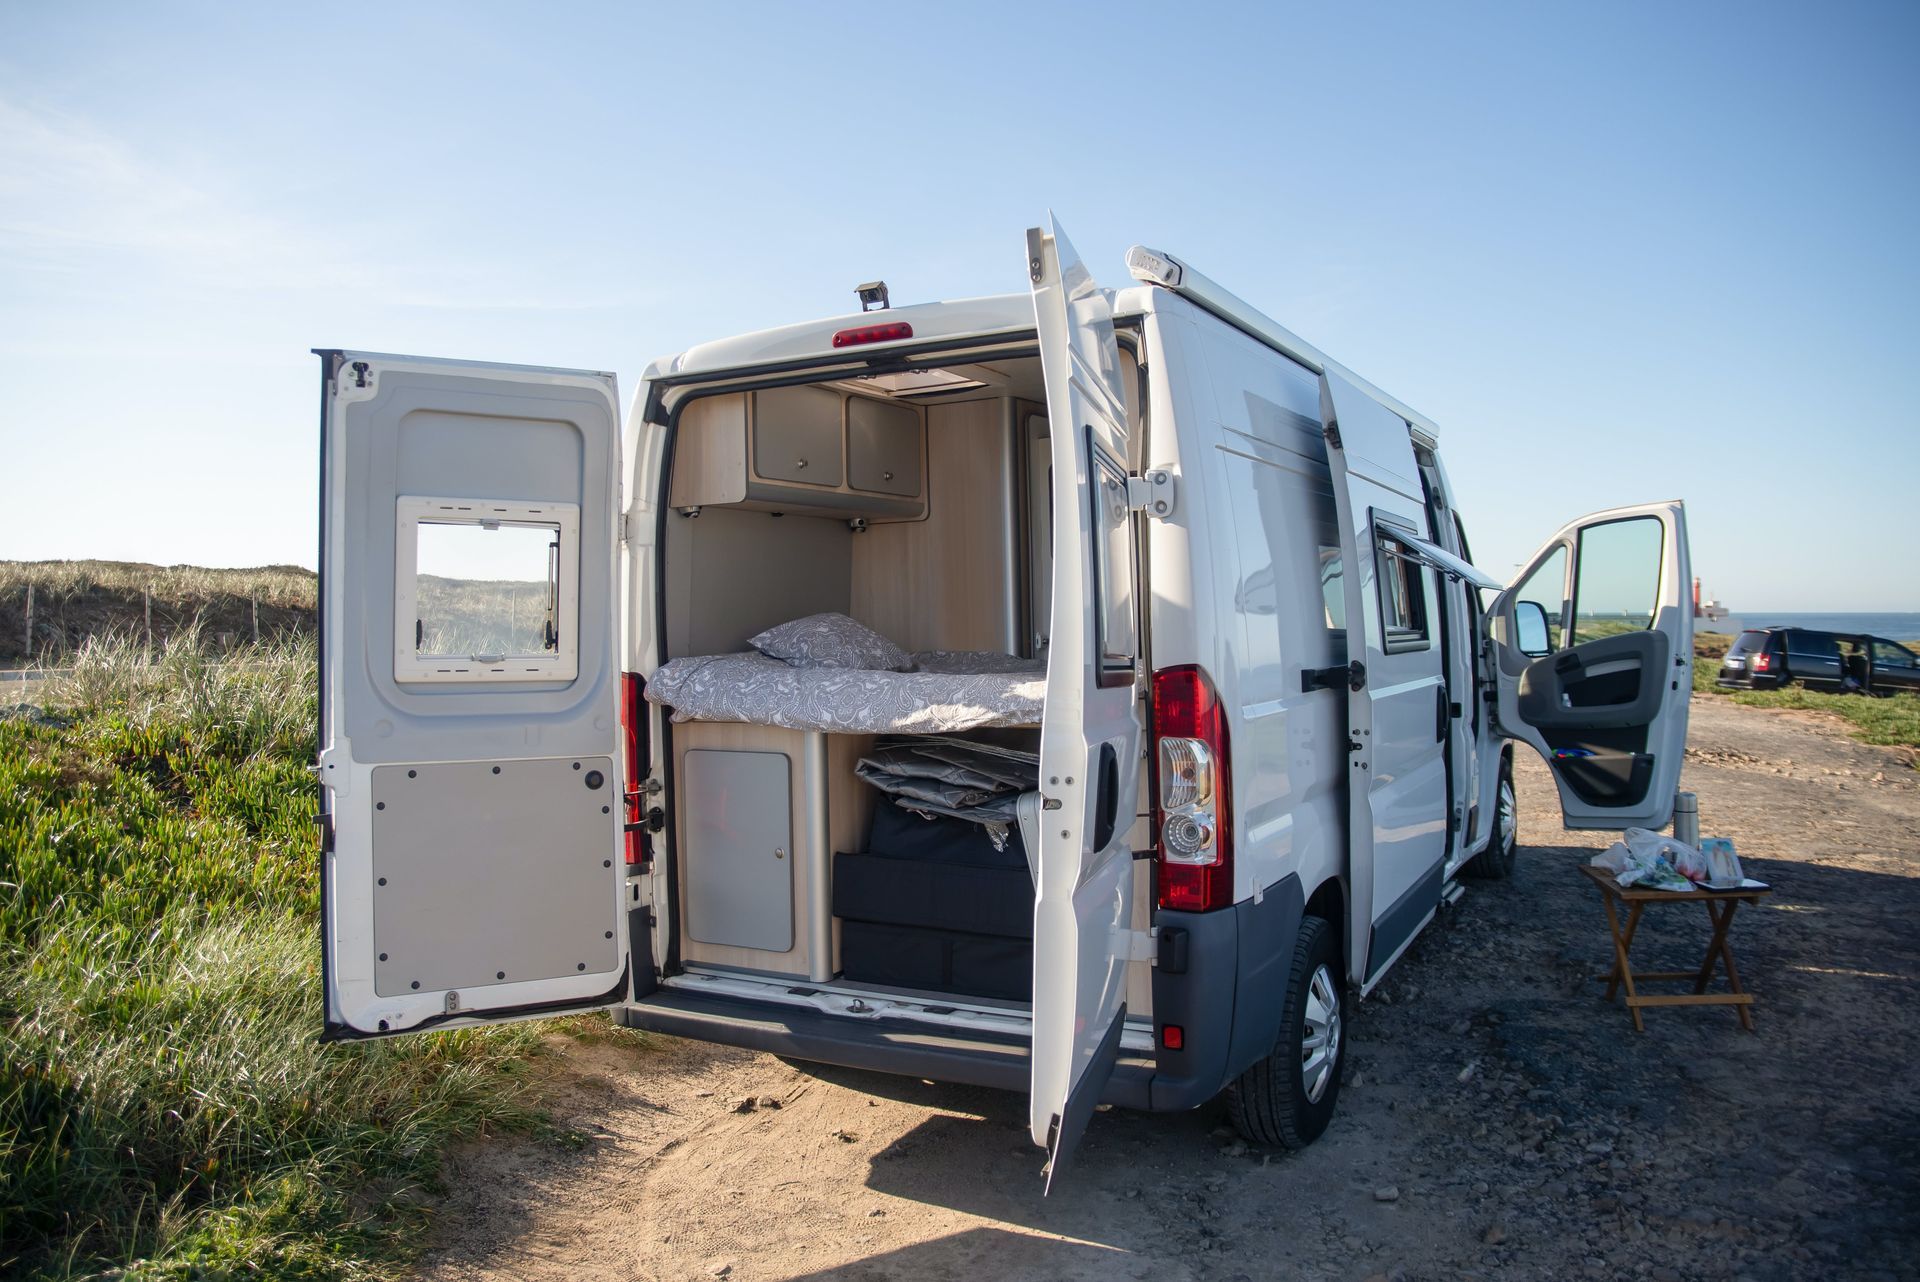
[316,220,1692,1182]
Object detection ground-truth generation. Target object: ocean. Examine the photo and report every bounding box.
[1706,612,1920,641]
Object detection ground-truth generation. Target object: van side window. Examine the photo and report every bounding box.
[1092,449,1137,682]
[1318,546,1345,631]
[1374,523,1431,652]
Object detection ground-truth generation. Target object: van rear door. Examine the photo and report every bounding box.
[1026,219,1144,1187]
[1318,371,1452,990]
[1488,503,1692,829]
[316,351,628,1039]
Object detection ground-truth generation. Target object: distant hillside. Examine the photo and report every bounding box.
[0,560,317,663]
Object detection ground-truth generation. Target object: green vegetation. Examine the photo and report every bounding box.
[1,629,604,1279]
[1693,631,1920,762]
[0,561,316,664]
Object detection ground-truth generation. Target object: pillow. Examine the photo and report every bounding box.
[749,613,913,672]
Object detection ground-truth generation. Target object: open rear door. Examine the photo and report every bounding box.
[1026,219,1144,1187]
[1318,372,1450,991]
[1488,503,1692,829]
[317,350,628,1039]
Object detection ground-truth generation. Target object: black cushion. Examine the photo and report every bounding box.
[833,851,1032,939]
[839,920,1031,1001]
[865,803,1027,869]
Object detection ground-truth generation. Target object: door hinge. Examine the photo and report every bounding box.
[1115,926,1159,963]
[1126,470,1175,518]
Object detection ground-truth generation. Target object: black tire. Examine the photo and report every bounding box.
[1225,915,1347,1150]
[1464,751,1517,879]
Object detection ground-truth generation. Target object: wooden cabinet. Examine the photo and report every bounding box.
[670,387,926,519]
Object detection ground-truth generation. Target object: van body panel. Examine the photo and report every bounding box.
[1318,369,1449,988]
[1025,219,1145,1176]
[315,351,629,1039]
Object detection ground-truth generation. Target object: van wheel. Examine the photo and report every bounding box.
[1464,754,1517,879]
[1225,915,1345,1150]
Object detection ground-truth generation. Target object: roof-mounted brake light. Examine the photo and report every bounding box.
[832,321,913,348]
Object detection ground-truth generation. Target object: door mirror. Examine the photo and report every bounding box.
[1514,601,1553,657]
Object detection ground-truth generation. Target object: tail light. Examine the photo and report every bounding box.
[1151,665,1232,912]
[620,672,648,866]
[1753,653,1772,672]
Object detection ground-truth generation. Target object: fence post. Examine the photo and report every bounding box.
[144,588,153,656]
[251,596,260,646]
[22,583,32,658]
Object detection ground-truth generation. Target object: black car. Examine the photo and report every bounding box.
[1717,627,1920,695]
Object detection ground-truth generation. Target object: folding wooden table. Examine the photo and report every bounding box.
[1578,864,1771,1032]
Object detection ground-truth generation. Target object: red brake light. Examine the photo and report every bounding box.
[1160,1024,1184,1050]
[831,321,913,348]
[1753,654,1771,672]
[620,672,647,866]
[1151,665,1233,912]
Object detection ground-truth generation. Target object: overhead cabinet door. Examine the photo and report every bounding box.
[317,351,627,1040]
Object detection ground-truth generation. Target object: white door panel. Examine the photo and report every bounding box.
[1027,219,1143,1189]
[1490,502,1692,830]
[318,351,627,1039]
[1318,371,1449,989]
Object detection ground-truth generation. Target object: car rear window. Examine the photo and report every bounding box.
[1728,631,1769,657]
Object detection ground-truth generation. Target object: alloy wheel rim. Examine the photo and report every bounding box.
[1301,963,1341,1104]
[1498,777,1517,858]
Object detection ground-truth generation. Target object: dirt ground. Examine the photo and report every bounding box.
[415,698,1920,1282]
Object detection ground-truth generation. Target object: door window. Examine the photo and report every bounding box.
[1091,448,1137,682]
[414,521,559,658]
[1373,521,1431,652]
[1510,543,1568,652]
[1571,517,1664,645]
[1873,639,1918,669]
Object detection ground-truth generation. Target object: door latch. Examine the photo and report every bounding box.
[1303,660,1366,693]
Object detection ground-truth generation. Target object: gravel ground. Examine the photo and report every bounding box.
[416,697,1920,1282]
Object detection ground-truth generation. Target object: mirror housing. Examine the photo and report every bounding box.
[1514,601,1553,657]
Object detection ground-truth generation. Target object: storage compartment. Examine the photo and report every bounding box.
[839,920,1031,1002]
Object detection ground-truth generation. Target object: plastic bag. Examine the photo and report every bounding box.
[1591,827,1701,891]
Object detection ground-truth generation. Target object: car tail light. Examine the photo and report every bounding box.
[831,321,913,348]
[1753,653,1772,672]
[620,672,648,866]
[1151,665,1232,912]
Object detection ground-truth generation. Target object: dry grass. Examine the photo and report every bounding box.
[0,561,316,608]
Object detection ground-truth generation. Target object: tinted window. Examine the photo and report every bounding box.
[1511,544,1568,652]
[1873,639,1918,669]
[1091,451,1137,680]
[1375,525,1430,651]
[1571,516,1663,644]
[1727,631,1769,657]
[1790,631,1839,659]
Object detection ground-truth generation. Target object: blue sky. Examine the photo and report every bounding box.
[1,1,1915,610]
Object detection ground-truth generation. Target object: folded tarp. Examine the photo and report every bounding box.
[854,736,1040,834]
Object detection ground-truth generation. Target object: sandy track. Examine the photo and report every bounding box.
[416,698,1920,1282]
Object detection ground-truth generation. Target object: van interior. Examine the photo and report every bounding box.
[652,348,1152,1020]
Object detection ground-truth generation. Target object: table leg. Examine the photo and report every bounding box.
[1695,900,1736,993]
[1601,895,1644,1032]
[1719,900,1754,1032]
[1604,902,1646,1002]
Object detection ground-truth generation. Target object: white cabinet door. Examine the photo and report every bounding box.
[318,351,627,1040]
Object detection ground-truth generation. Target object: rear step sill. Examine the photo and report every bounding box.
[654,969,1155,1054]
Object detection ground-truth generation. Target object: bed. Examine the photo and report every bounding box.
[644,650,1046,735]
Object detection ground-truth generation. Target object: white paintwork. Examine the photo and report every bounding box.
[1489,501,1694,829]
[321,353,627,1038]
[1318,370,1449,988]
[1025,218,1144,1162]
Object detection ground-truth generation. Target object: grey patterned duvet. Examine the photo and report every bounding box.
[643,650,1046,735]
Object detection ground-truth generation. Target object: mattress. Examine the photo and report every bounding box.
[644,650,1045,735]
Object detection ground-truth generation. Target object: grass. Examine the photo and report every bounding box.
[1,561,318,664]
[0,562,316,609]
[0,627,616,1278]
[1693,632,1920,762]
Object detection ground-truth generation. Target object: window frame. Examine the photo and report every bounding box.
[392,495,581,685]
[1089,442,1139,686]
[1372,511,1433,655]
